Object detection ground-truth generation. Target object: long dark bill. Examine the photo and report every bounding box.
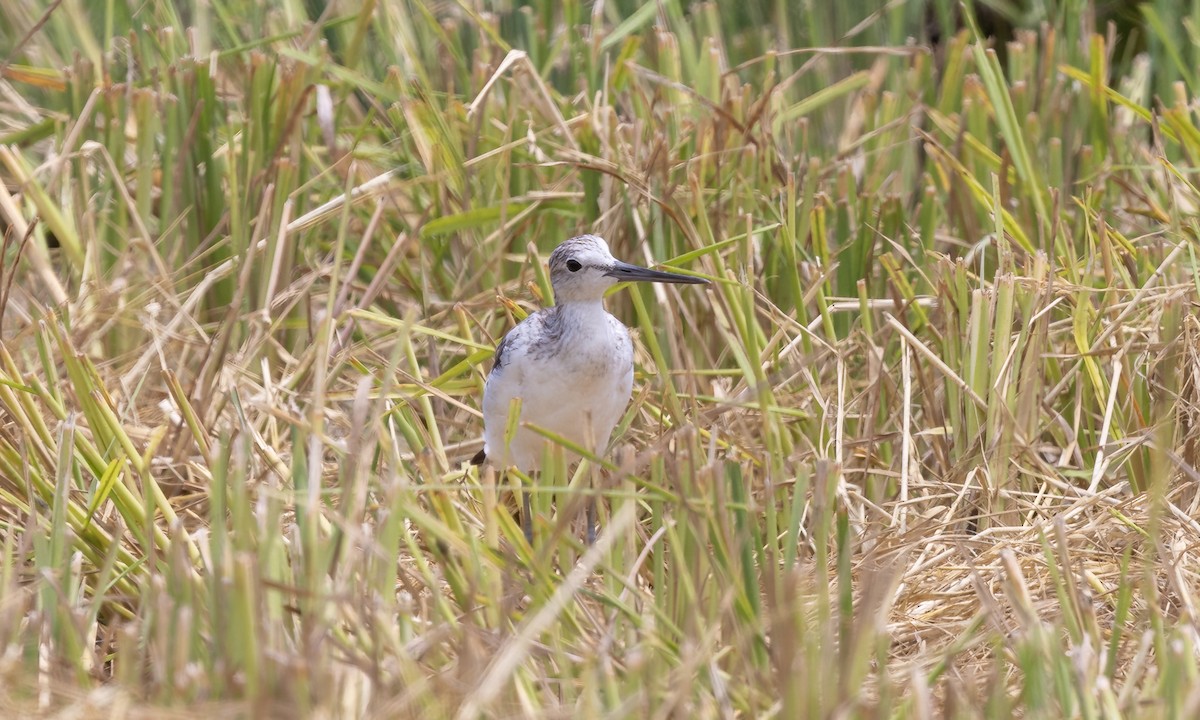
[604,261,708,284]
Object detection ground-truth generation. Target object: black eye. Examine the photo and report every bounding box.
[566,259,582,272]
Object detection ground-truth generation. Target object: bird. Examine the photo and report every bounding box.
[471,234,708,541]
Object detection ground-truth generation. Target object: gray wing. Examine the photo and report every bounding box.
[475,310,548,465]
[486,308,557,376]
[473,330,514,465]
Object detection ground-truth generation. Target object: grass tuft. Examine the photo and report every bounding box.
[3,0,1200,717]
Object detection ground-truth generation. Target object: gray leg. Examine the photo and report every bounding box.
[522,487,533,543]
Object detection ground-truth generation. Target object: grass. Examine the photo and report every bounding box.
[3,0,1200,716]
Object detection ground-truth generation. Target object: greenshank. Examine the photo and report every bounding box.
[472,234,707,540]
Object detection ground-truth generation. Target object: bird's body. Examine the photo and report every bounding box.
[473,234,706,538]
[481,302,634,469]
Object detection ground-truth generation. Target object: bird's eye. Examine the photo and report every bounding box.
[566,259,582,272]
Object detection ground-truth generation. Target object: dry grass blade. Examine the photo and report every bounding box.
[1,1,1199,718]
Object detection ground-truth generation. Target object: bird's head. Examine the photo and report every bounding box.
[547,234,707,303]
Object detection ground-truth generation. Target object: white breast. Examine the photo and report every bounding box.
[482,303,634,470]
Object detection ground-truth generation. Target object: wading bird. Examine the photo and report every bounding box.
[471,235,707,540]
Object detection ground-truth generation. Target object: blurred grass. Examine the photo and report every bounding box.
[3,0,1200,717]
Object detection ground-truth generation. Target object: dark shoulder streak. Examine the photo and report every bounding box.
[492,332,512,371]
[529,307,564,361]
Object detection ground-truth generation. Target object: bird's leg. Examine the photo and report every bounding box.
[584,460,598,545]
[522,479,534,544]
[586,497,596,545]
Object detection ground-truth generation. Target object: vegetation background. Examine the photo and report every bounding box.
[3,0,1200,716]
